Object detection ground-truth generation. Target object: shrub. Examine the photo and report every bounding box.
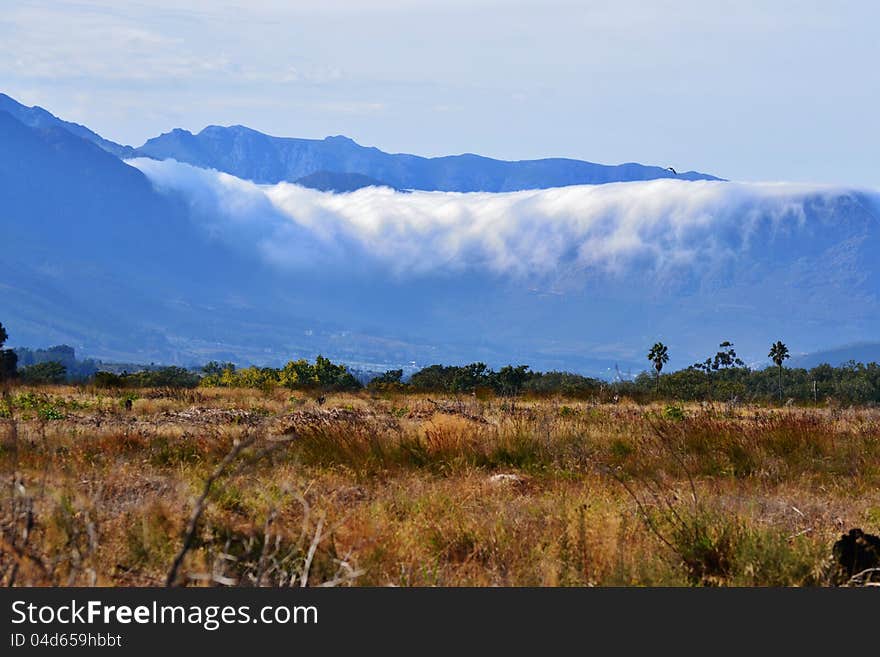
[93,371,124,388]
[662,405,686,421]
[19,361,67,384]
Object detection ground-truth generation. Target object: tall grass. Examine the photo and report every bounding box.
[1,386,877,586]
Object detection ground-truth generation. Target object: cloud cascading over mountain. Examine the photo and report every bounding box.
[129,157,879,282]
[4,92,880,373]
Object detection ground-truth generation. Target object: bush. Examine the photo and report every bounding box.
[199,356,361,392]
[128,367,200,388]
[19,361,67,384]
[93,371,124,388]
[523,371,604,398]
[662,405,686,421]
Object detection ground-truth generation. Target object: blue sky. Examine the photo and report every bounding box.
[2,1,878,185]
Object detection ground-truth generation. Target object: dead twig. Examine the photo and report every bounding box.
[0,532,48,583]
[299,514,325,588]
[165,433,257,587]
[253,509,277,587]
[845,567,880,587]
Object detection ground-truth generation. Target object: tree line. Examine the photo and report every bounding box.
[642,339,859,403]
[3,321,880,403]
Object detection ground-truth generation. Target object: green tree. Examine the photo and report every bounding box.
[689,341,745,400]
[768,340,790,400]
[647,342,669,392]
[522,371,603,398]
[689,357,714,398]
[92,371,124,388]
[367,369,406,393]
[19,361,67,384]
[312,355,361,391]
[450,362,489,392]
[492,365,532,396]
[202,361,236,377]
[0,321,18,381]
[372,369,403,385]
[712,341,745,371]
[409,365,455,391]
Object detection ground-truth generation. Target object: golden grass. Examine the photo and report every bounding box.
[1,386,878,586]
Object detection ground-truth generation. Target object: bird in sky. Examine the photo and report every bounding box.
[666,167,678,175]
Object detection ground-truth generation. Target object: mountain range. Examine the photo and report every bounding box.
[134,125,722,191]
[1,92,879,375]
[0,93,720,192]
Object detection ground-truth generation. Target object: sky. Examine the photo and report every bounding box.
[2,0,879,186]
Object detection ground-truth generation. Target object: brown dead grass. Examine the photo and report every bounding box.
[1,386,878,586]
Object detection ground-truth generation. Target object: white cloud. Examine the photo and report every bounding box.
[129,157,879,280]
[0,3,344,84]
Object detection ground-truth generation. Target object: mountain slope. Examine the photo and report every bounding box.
[0,109,305,360]
[0,109,183,258]
[136,124,722,191]
[0,93,136,158]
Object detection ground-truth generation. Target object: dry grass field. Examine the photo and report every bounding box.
[1,385,879,587]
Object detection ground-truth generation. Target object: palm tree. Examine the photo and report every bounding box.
[648,342,669,393]
[768,340,790,401]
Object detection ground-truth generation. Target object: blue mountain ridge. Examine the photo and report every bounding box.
[0,93,720,191]
[137,125,722,190]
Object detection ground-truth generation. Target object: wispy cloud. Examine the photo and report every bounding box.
[0,3,344,84]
